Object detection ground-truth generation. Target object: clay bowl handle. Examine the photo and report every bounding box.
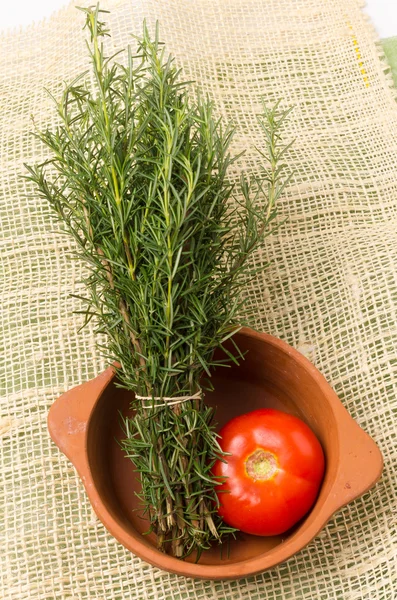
[322,398,383,520]
[48,367,115,474]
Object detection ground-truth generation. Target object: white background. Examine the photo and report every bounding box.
[0,0,396,37]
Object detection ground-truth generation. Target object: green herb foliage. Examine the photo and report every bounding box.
[26,4,292,558]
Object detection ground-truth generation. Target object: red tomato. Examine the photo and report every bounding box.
[213,408,325,536]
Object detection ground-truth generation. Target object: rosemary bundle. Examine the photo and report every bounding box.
[26,5,292,558]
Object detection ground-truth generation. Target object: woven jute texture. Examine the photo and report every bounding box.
[1,0,396,598]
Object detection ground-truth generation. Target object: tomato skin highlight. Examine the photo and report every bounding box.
[213,408,325,536]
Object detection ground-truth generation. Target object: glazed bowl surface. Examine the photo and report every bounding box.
[48,328,383,579]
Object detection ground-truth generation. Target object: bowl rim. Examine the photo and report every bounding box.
[48,327,383,580]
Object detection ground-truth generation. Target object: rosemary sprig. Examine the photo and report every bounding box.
[25,4,292,559]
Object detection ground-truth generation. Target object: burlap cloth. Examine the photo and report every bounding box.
[1,0,396,598]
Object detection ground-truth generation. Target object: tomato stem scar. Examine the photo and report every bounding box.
[245,449,278,481]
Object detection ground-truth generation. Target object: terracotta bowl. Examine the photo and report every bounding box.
[48,327,383,580]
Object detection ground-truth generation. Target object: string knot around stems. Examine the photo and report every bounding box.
[135,390,202,408]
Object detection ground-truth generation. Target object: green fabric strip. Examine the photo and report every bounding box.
[382,36,397,86]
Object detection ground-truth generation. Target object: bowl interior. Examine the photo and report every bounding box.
[87,331,338,566]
